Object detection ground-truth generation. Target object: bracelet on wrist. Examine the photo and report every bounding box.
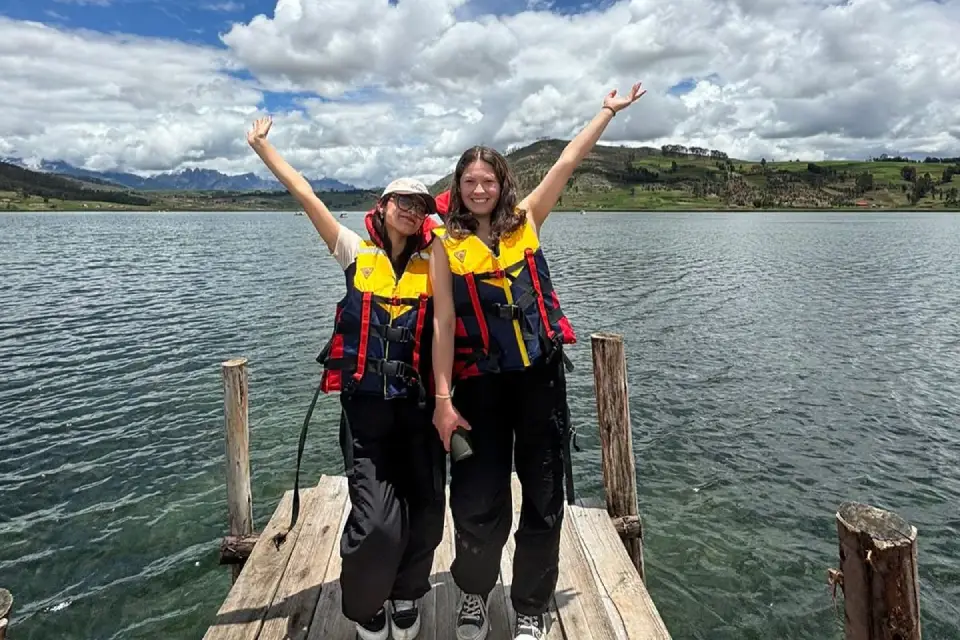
[603,106,616,117]
[436,393,452,399]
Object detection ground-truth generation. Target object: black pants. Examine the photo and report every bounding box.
[338,393,446,624]
[449,358,567,616]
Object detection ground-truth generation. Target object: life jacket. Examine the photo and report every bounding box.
[318,209,440,402]
[433,218,575,379]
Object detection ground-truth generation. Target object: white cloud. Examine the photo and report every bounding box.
[1,0,960,190]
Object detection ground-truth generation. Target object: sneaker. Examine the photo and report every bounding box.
[355,605,388,640]
[456,593,490,640]
[390,599,421,640]
[514,612,547,640]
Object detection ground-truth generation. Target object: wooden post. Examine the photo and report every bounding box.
[222,357,254,583]
[0,588,12,640]
[834,502,921,640]
[590,332,644,581]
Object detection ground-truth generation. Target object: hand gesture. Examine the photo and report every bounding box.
[603,82,646,114]
[247,116,272,148]
[433,400,471,453]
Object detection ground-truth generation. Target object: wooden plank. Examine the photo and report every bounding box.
[306,488,355,640]
[570,506,671,640]
[428,495,459,640]
[258,475,350,640]
[504,474,563,640]
[203,486,321,640]
[551,503,620,640]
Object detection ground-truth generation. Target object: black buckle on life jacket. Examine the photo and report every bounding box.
[490,303,521,320]
[372,325,413,343]
[367,358,412,379]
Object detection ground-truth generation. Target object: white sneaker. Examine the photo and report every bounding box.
[355,605,388,640]
[390,599,421,640]
[514,612,548,640]
[456,593,490,640]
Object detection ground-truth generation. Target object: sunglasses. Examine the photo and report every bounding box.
[393,194,428,216]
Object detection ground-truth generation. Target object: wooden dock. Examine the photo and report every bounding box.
[203,473,670,640]
[190,331,925,640]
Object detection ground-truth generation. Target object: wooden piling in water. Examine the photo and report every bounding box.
[589,332,644,581]
[221,357,254,583]
[0,588,12,640]
[832,502,921,640]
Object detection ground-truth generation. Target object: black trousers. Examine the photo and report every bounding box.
[449,357,568,616]
[338,393,447,624]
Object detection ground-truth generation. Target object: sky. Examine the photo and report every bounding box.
[1,0,959,188]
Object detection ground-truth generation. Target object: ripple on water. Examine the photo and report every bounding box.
[1,211,959,639]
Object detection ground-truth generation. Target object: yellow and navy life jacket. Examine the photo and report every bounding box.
[434,219,575,379]
[318,215,437,403]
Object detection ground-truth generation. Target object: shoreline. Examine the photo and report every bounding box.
[4,206,960,213]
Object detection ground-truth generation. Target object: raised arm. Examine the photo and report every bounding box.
[247,116,342,252]
[519,82,647,232]
[430,241,470,451]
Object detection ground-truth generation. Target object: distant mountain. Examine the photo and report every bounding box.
[0,157,356,192]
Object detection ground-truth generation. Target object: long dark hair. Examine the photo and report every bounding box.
[445,146,525,243]
[372,197,419,274]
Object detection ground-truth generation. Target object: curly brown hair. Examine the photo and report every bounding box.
[444,146,526,243]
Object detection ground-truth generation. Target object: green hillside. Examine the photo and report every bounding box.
[4,141,960,212]
[429,141,960,210]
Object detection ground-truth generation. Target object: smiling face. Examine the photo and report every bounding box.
[383,193,428,236]
[458,159,501,217]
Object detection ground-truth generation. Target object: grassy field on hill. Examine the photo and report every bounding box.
[4,141,960,212]
[429,141,960,211]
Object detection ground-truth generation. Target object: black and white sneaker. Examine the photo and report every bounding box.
[390,599,421,640]
[355,605,388,640]
[514,612,548,640]
[456,593,490,640]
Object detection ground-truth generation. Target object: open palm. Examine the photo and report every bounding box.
[603,82,646,114]
[246,116,272,147]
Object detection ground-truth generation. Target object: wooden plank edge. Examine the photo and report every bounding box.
[569,505,671,640]
[203,476,330,640]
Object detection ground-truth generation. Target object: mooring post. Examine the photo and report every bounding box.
[590,332,644,581]
[832,502,921,640]
[0,588,12,640]
[222,357,254,583]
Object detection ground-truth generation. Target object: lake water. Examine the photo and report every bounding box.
[1,210,958,640]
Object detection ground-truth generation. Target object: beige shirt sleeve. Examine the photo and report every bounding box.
[331,225,362,271]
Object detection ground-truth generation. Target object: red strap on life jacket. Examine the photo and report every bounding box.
[353,292,373,381]
[524,249,555,341]
[464,273,490,353]
[412,293,428,372]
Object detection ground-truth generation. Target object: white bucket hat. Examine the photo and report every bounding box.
[381,177,437,215]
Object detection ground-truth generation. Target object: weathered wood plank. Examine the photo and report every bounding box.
[203,486,321,640]
[429,496,459,640]
[505,474,566,640]
[552,504,620,640]
[258,475,350,640]
[495,474,523,639]
[305,489,355,640]
[571,506,671,640]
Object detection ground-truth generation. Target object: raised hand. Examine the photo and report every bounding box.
[603,82,646,114]
[247,116,273,147]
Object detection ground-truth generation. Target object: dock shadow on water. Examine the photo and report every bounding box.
[1,210,958,639]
